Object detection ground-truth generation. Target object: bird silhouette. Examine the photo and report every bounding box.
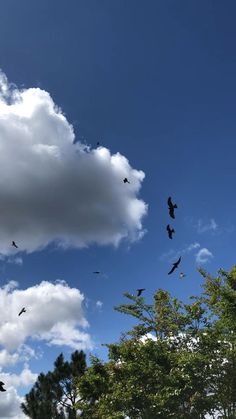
[137,288,145,296]
[93,271,101,274]
[179,272,186,279]
[97,142,100,146]
[166,224,175,239]
[168,256,181,275]
[123,178,130,184]
[0,382,6,392]
[12,241,18,248]
[167,197,177,219]
[18,307,26,316]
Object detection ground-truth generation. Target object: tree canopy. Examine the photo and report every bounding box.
[22,267,236,418]
[77,267,236,418]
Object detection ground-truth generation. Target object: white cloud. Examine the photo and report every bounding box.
[0,256,23,266]
[140,333,157,343]
[40,323,92,350]
[160,242,200,262]
[0,386,26,418]
[186,242,200,252]
[0,365,37,418]
[0,70,147,255]
[9,257,23,266]
[0,345,37,368]
[96,300,103,310]
[0,350,19,367]
[0,280,92,351]
[195,248,213,264]
[196,218,218,233]
[1,364,37,388]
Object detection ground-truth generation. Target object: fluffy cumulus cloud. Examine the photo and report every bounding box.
[0,345,36,368]
[0,364,37,388]
[0,387,26,418]
[0,279,90,417]
[0,70,147,255]
[0,280,92,351]
[0,364,37,418]
[195,248,213,264]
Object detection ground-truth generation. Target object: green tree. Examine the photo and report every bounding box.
[77,268,236,418]
[21,350,86,419]
[77,289,211,418]
[199,267,236,418]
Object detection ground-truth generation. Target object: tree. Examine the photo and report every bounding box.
[77,267,236,418]
[21,350,87,419]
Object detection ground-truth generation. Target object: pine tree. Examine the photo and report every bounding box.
[21,350,86,418]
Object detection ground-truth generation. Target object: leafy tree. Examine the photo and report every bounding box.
[199,267,236,418]
[22,268,236,418]
[77,268,236,418]
[21,350,86,419]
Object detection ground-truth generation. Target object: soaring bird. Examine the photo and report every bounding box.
[12,241,18,248]
[18,307,26,316]
[123,178,130,184]
[167,197,177,219]
[168,257,181,275]
[137,288,145,297]
[93,271,108,279]
[179,272,186,279]
[0,382,6,392]
[166,224,175,239]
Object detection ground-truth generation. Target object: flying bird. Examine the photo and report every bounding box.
[97,141,100,146]
[167,197,177,219]
[123,178,130,184]
[179,272,186,279]
[18,307,26,316]
[12,241,18,248]
[168,257,181,275]
[0,382,6,392]
[166,224,175,239]
[137,288,145,297]
[93,271,108,279]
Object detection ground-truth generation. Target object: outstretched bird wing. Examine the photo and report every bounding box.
[0,382,6,392]
[18,308,26,316]
[176,256,181,266]
[168,256,181,274]
[168,265,176,275]
[169,208,175,219]
[137,288,145,296]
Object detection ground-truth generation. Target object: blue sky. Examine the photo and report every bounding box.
[0,1,236,416]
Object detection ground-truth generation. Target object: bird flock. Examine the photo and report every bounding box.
[136,196,185,298]
[93,194,185,299]
[167,197,185,277]
[0,178,185,392]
